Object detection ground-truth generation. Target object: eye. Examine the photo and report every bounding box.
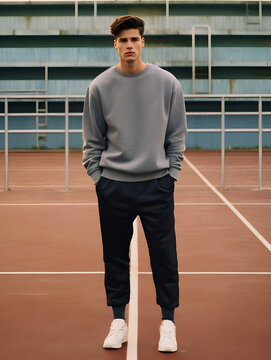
[119,38,127,43]
[131,37,139,42]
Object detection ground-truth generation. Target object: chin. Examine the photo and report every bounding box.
[125,58,136,63]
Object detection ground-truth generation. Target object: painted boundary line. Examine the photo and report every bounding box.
[0,272,105,275]
[143,272,271,275]
[127,218,138,360]
[1,271,271,275]
[0,203,99,206]
[184,156,271,252]
[1,185,271,191]
[1,203,271,206]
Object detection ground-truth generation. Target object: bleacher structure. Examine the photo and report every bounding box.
[0,0,271,153]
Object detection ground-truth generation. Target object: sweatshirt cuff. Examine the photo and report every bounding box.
[169,167,179,181]
[90,169,102,184]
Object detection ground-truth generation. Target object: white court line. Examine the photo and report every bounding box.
[127,218,138,360]
[140,272,271,275]
[1,184,270,190]
[1,185,89,189]
[1,271,271,275]
[176,203,271,206]
[232,203,271,206]
[0,271,105,275]
[1,168,66,171]
[184,156,271,252]
[0,202,136,206]
[4,185,67,188]
[178,184,271,188]
[1,202,271,207]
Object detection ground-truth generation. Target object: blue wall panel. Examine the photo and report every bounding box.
[1,47,270,65]
[186,132,221,149]
[1,79,271,96]
[2,15,271,34]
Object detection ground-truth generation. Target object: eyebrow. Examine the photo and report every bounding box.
[119,37,140,41]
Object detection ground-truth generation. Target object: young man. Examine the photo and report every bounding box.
[82,15,187,352]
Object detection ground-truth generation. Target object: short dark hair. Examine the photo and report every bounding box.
[110,15,145,38]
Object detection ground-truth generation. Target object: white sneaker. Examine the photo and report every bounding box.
[158,320,178,352]
[103,319,128,349]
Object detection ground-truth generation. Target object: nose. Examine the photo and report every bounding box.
[126,40,133,49]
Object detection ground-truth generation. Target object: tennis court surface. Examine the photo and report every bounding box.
[0,149,270,360]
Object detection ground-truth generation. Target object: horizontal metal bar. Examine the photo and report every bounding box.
[187,112,266,116]
[4,113,66,117]
[1,129,271,135]
[1,112,271,118]
[1,94,271,100]
[187,112,222,116]
[0,113,83,117]
[225,129,260,132]
[7,129,66,134]
[1,111,270,117]
[187,129,271,133]
[0,0,268,4]
[184,94,271,99]
[225,112,259,116]
[0,95,84,100]
[188,129,221,133]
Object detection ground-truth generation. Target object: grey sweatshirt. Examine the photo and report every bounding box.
[82,63,187,183]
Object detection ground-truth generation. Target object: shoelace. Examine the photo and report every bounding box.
[108,327,124,338]
[161,329,175,340]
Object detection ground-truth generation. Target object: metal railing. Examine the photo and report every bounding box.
[185,94,271,189]
[0,94,271,191]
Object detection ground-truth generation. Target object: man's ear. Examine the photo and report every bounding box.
[114,39,118,50]
[141,37,145,48]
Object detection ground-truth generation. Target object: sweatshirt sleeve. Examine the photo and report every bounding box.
[165,79,187,180]
[82,84,107,184]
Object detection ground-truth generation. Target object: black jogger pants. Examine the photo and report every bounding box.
[95,174,179,310]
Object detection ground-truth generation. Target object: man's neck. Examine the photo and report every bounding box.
[117,60,146,75]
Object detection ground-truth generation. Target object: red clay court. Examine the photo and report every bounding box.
[0,149,271,360]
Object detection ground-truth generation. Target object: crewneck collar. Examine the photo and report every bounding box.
[114,63,150,77]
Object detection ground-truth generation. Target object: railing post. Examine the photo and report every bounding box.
[166,0,169,29]
[259,0,263,30]
[208,27,212,94]
[192,26,196,94]
[258,96,263,190]
[75,0,78,31]
[65,97,69,190]
[93,0,97,30]
[221,96,225,190]
[4,97,8,191]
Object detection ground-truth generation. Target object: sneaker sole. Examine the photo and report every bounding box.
[158,345,177,352]
[103,333,128,349]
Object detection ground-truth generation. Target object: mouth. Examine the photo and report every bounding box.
[125,52,135,55]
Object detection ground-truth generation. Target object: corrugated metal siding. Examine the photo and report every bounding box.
[1,79,271,95]
[1,15,271,33]
[1,47,270,65]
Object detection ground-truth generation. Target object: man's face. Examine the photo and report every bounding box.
[114,28,145,63]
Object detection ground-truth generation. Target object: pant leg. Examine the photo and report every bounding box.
[96,177,137,307]
[139,174,179,309]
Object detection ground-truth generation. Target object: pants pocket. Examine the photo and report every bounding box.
[95,176,106,192]
[156,174,174,192]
